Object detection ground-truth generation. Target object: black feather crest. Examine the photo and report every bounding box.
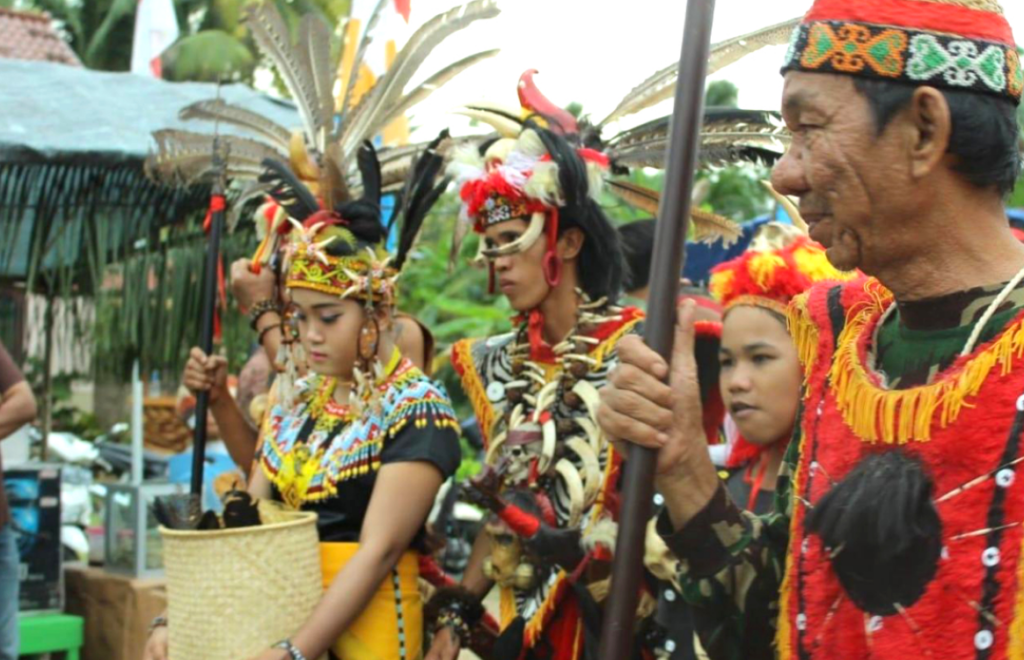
[807,450,943,616]
[393,130,451,271]
[331,141,385,250]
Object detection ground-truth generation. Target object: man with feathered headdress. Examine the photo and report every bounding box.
[422,75,655,659]
[601,0,1024,659]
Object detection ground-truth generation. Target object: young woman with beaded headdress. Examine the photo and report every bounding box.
[146,139,461,660]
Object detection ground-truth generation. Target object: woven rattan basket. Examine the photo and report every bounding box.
[161,507,322,660]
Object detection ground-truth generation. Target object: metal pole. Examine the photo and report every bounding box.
[40,290,54,462]
[599,2,716,657]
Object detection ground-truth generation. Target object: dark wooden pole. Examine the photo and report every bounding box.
[189,140,227,506]
[599,1,716,657]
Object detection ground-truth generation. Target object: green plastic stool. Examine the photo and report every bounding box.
[17,613,84,659]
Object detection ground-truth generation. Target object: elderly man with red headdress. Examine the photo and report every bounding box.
[600,0,1024,658]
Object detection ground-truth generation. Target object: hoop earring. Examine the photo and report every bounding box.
[542,252,562,287]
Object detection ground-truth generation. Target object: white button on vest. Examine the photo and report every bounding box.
[975,630,994,651]
[486,382,506,402]
[982,547,1001,568]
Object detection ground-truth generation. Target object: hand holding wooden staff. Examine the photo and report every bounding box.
[600,299,721,527]
[596,1,718,657]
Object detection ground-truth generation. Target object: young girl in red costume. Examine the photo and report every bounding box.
[709,223,853,514]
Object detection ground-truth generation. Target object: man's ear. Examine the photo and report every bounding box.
[907,86,952,180]
[558,227,585,260]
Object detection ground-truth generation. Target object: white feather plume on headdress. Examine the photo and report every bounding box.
[585,161,605,198]
[524,160,562,206]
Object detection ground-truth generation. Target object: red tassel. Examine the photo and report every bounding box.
[393,0,411,22]
[497,504,540,539]
[534,491,557,527]
[577,148,610,168]
[526,310,545,360]
[203,194,227,233]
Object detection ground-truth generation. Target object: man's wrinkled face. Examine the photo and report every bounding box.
[770,72,914,273]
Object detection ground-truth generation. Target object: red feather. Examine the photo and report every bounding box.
[393,0,411,23]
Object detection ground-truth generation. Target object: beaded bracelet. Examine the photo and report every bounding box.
[436,609,473,646]
[248,299,280,330]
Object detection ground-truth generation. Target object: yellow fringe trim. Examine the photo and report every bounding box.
[749,252,788,290]
[1010,531,1024,660]
[787,292,820,383]
[451,338,496,447]
[524,569,569,644]
[499,585,517,629]
[591,315,643,371]
[774,403,812,659]
[830,282,1024,444]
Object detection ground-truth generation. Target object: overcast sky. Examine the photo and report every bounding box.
[345,0,1024,141]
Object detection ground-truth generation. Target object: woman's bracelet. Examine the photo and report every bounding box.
[273,639,308,660]
[148,614,168,635]
[249,299,280,330]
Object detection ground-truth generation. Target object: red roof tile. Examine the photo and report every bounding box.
[0,8,81,67]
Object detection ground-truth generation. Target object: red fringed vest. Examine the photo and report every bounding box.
[778,278,1024,659]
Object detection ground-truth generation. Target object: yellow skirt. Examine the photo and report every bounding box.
[320,543,423,660]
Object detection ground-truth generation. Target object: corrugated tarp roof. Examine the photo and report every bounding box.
[0,59,298,288]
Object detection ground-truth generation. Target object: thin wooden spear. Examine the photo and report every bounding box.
[599,1,717,657]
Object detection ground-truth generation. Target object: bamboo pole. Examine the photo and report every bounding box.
[599,2,717,657]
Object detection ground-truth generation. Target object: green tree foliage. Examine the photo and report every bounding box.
[396,193,512,417]
[4,0,350,82]
[604,80,771,228]
[705,79,739,108]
